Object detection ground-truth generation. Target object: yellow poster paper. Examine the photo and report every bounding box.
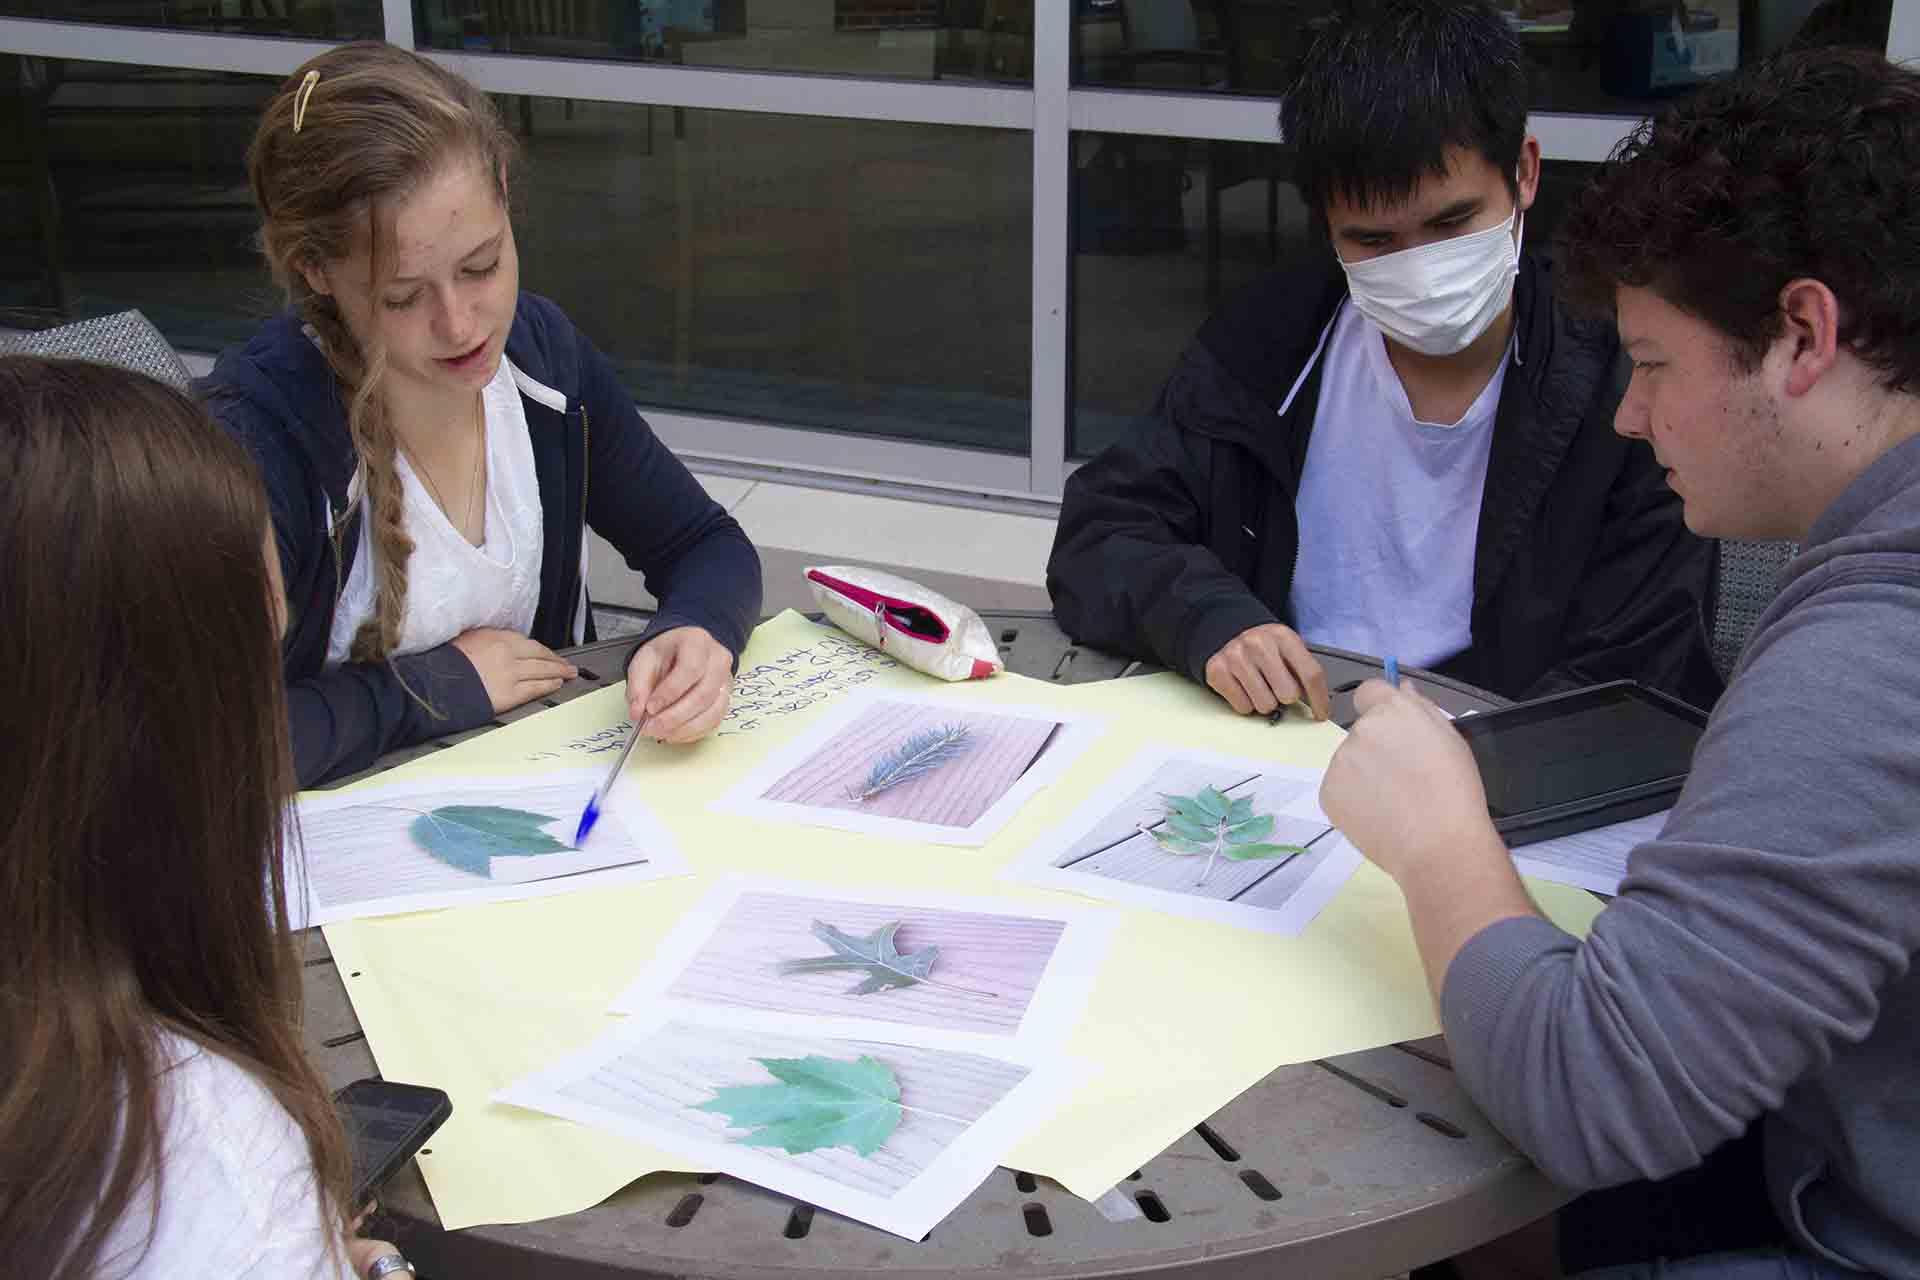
[321,610,1603,1229]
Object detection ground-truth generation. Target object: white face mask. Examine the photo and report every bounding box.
[1338,206,1525,357]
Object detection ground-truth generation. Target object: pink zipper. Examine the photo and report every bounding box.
[807,570,951,644]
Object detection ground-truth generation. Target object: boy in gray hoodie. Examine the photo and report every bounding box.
[1320,48,1920,1279]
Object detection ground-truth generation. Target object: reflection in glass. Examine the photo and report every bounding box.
[510,100,1032,452]
[1072,1,1891,114]
[1519,0,1889,115]
[414,0,1037,84]
[1069,145,1599,460]
[1074,0,1302,93]
[0,0,380,39]
[0,66,1035,454]
[0,58,279,349]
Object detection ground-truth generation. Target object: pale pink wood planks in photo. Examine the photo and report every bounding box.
[667,891,1066,1035]
[761,701,1062,829]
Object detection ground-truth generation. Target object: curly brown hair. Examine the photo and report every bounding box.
[1556,47,1920,393]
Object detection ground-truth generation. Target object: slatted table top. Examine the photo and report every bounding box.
[302,612,1563,1279]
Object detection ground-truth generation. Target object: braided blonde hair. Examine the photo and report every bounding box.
[248,42,518,661]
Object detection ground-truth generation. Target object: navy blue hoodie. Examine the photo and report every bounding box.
[201,292,763,787]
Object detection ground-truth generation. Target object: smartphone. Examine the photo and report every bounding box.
[334,1078,452,1208]
[1452,680,1709,846]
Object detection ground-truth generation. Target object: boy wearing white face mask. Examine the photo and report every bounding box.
[1048,0,1721,717]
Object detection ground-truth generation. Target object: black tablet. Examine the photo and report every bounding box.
[1452,681,1709,847]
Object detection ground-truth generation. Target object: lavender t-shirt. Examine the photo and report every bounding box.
[1286,301,1507,668]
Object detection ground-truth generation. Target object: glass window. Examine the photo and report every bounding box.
[0,66,1035,455]
[416,0,1037,85]
[1074,2,1892,114]
[1070,129,1306,458]
[1520,0,1891,116]
[1069,148,1599,460]
[0,57,278,350]
[0,0,380,40]
[509,98,1032,452]
[1074,0,1304,93]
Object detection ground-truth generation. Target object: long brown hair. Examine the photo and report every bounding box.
[0,357,352,1278]
[249,40,519,660]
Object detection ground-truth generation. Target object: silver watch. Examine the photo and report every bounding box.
[365,1254,415,1279]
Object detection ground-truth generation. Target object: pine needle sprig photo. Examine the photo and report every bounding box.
[848,723,974,803]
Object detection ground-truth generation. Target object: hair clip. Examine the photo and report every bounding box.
[292,69,321,134]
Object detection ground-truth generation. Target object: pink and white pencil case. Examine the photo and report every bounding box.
[805,566,1003,682]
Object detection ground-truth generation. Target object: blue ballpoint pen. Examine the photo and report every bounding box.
[573,717,645,846]
[1383,655,1401,689]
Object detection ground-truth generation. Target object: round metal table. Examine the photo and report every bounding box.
[302,612,1559,1279]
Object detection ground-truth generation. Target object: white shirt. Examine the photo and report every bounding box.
[328,356,545,663]
[1286,301,1507,668]
[92,1030,352,1279]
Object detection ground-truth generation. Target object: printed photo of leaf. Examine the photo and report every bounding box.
[1038,754,1346,923]
[292,772,683,925]
[694,1054,905,1156]
[849,724,972,802]
[652,890,1068,1037]
[408,804,570,877]
[1142,786,1308,886]
[778,919,998,1000]
[509,1019,1039,1238]
[755,699,1071,833]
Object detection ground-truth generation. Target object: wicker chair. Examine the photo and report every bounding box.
[1711,537,1799,679]
[0,309,192,392]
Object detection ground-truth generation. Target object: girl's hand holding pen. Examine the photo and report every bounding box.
[626,625,733,744]
[1319,680,1495,883]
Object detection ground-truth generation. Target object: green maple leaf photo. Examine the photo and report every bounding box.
[1144,786,1308,886]
[408,804,569,877]
[695,1054,904,1156]
[776,920,997,999]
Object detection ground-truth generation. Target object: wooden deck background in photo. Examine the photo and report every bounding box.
[298,780,647,907]
[666,891,1068,1036]
[1055,760,1336,906]
[762,702,1062,828]
[555,1022,1030,1199]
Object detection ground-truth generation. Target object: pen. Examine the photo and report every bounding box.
[572,716,645,845]
[1384,655,1401,689]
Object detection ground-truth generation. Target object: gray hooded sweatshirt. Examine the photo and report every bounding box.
[1443,434,1920,1277]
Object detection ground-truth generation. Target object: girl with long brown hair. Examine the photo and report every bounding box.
[0,356,404,1278]
[203,42,762,787]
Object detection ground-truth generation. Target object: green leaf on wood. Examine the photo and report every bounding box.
[1145,829,1215,857]
[1192,786,1231,821]
[694,1054,902,1156]
[1164,812,1216,844]
[1143,785,1309,885]
[1227,814,1275,842]
[1224,842,1310,861]
[778,920,938,995]
[408,805,568,877]
[777,919,998,999]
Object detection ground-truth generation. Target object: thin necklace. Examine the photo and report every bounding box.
[404,393,485,544]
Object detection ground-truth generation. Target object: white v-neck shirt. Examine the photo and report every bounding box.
[1286,302,1507,668]
[327,357,545,664]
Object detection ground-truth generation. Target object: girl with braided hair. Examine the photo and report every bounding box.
[204,42,762,787]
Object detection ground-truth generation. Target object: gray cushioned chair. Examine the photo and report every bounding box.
[1711,537,1799,679]
[0,309,192,392]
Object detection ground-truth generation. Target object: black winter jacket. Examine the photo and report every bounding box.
[203,292,763,787]
[1049,253,1722,709]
